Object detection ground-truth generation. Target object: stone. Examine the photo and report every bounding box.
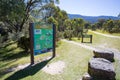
[88,58,116,80]
[82,73,92,80]
[93,49,114,62]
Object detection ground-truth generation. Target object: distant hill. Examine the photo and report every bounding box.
[68,14,120,23]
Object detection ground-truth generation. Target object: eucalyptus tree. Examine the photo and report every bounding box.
[0,0,59,52]
[105,20,114,33]
[41,3,68,31]
[96,19,106,29]
[103,20,120,33]
[72,18,84,39]
[41,3,68,40]
[0,0,59,33]
[63,19,73,40]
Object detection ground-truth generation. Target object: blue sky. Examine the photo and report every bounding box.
[57,0,120,16]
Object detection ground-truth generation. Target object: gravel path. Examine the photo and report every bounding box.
[90,30,120,39]
[89,30,120,61]
[62,39,97,51]
[62,39,120,62]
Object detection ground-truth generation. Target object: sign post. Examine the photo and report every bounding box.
[81,34,93,43]
[29,22,56,65]
[29,23,34,65]
[52,24,56,57]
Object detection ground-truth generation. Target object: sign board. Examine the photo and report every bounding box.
[32,22,53,55]
[81,34,92,43]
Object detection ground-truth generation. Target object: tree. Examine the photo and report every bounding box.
[97,19,106,29]
[106,20,114,33]
[91,24,97,31]
[47,16,58,27]
[0,0,59,33]
[84,22,91,29]
[0,0,25,32]
[72,18,84,39]
[56,10,68,31]
[111,20,120,33]
[0,0,59,52]
[63,18,85,40]
[42,3,68,31]
[42,4,68,40]
[64,19,73,40]
[102,20,114,33]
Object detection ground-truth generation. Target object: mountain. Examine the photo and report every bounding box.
[68,14,120,23]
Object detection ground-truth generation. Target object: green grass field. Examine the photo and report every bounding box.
[72,30,120,80]
[72,30,120,51]
[0,41,93,80]
[0,30,120,80]
[96,29,120,36]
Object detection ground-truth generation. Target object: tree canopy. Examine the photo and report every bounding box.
[0,0,59,32]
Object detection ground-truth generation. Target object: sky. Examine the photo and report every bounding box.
[57,0,120,16]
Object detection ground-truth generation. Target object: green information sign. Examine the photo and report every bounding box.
[32,22,53,55]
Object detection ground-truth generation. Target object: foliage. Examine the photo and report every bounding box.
[56,40,62,47]
[0,0,25,32]
[47,16,58,27]
[17,36,30,52]
[0,0,59,32]
[1,31,120,80]
[0,0,59,51]
[102,20,120,33]
[73,18,84,38]
[0,41,93,80]
[84,22,91,29]
[56,31,64,41]
[63,18,85,40]
[39,2,68,31]
[90,19,120,33]
[97,19,106,29]
[63,19,73,40]
[43,4,68,40]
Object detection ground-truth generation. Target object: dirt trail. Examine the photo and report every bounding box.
[62,39,120,62]
[42,61,65,75]
[89,30,120,61]
[90,30,120,39]
[62,39,97,51]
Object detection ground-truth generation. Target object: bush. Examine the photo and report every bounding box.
[17,36,30,53]
[56,40,62,47]
[56,31,64,41]
[64,30,73,40]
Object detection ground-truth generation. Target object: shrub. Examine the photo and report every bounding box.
[17,36,30,53]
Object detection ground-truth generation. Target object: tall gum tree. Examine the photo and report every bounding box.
[0,0,59,33]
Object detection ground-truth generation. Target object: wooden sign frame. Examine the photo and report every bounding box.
[29,23,56,65]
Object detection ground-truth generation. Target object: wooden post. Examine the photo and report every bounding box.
[52,24,56,57]
[81,35,83,43]
[90,35,92,43]
[29,23,34,65]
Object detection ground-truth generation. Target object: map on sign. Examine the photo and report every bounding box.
[33,22,53,55]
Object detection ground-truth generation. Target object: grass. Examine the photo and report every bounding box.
[1,30,120,80]
[72,30,120,80]
[96,29,120,36]
[0,41,93,80]
[114,59,120,80]
[0,42,29,77]
[72,30,120,51]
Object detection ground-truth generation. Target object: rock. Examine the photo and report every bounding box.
[88,58,116,80]
[82,73,92,80]
[93,49,114,62]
